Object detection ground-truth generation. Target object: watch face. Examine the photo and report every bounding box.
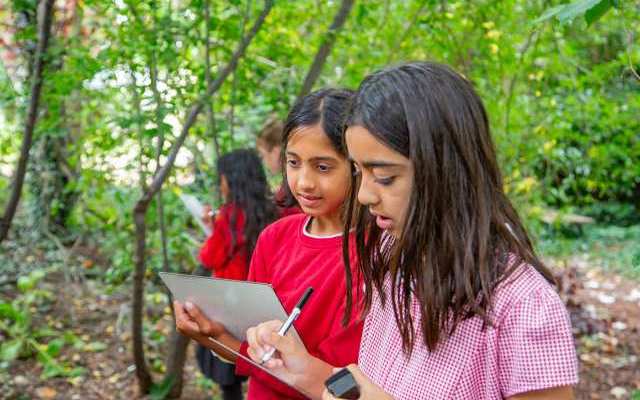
[325,368,360,399]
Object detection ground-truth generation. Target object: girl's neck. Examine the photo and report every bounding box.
[307,212,343,236]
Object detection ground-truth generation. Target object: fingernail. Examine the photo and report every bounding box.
[185,301,193,310]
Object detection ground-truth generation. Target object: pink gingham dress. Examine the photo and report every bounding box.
[359,262,578,399]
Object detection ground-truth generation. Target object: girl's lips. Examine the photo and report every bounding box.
[297,194,322,208]
[375,215,393,230]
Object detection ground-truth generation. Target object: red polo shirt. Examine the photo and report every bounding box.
[235,214,363,399]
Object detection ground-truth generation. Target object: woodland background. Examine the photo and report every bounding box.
[0,0,639,399]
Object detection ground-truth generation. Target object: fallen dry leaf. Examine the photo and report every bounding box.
[36,386,57,399]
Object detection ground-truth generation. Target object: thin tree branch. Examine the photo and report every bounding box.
[0,0,56,243]
[149,0,170,275]
[386,0,429,63]
[205,0,221,204]
[229,1,251,141]
[624,26,640,81]
[296,0,355,102]
[503,29,539,135]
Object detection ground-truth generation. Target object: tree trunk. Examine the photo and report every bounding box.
[296,0,355,102]
[131,1,274,394]
[165,328,191,398]
[0,0,56,244]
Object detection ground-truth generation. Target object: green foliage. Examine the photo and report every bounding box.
[533,0,616,26]
[539,222,640,278]
[0,268,86,379]
[2,0,637,235]
[149,375,176,400]
[0,0,636,261]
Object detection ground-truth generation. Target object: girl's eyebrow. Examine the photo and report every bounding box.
[286,151,337,162]
[349,157,403,169]
[310,156,338,162]
[285,150,300,157]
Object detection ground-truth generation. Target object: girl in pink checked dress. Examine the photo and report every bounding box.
[245,62,579,400]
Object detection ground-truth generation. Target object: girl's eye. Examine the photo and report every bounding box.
[317,164,331,172]
[375,176,395,186]
[286,159,299,167]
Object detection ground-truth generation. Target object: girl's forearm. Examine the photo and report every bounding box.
[295,356,335,400]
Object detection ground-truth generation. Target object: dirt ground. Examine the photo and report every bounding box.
[1,255,639,400]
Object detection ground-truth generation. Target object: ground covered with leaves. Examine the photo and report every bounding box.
[1,225,639,400]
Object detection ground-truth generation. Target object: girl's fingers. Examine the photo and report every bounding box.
[256,320,282,353]
[184,301,205,321]
[246,327,266,360]
[174,301,197,334]
[246,326,257,347]
[246,344,262,363]
[265,331,296,355]
[247,320,287,363]
[173,301,185,318]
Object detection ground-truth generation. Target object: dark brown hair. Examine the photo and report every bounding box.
[217,149,277,261]
[342,62,554,353]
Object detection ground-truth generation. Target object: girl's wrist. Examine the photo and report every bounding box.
[295,355,334,399]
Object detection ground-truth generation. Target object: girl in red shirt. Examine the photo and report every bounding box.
[197,149,278,400]
[175,89,363,400]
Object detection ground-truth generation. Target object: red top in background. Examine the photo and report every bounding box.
[199,203,249,281]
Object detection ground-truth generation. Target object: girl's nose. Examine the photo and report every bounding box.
[296,168,315,191]
[357,177,378,207]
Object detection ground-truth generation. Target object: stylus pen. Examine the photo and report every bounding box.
[260,286,313,365]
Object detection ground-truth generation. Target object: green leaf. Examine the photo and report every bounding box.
[585,0,612,25]
[557,0,603,21]
[0,302,21,321]
[533,0,606,24]
[41,361,66,379]
[46,338,65,357]
[0,339,24,361]
[532,4,566,24]
[33,327,58,339]
[63,330,81,345]
[17,269,47,292]
[68,367,87,377]
[149,375,176,400]
[84,341,108,352]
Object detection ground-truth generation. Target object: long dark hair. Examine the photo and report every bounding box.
[217,149,277,260]
[276,88,354,208]
[342,62,555,353]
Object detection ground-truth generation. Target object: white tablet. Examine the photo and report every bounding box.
[161,272,311,398]
[159,272,303,344]
[178,193,212,236]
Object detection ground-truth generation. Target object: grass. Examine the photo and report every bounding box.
[537,222,640,279]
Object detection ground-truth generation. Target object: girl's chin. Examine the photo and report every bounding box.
[300,207,329,220]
